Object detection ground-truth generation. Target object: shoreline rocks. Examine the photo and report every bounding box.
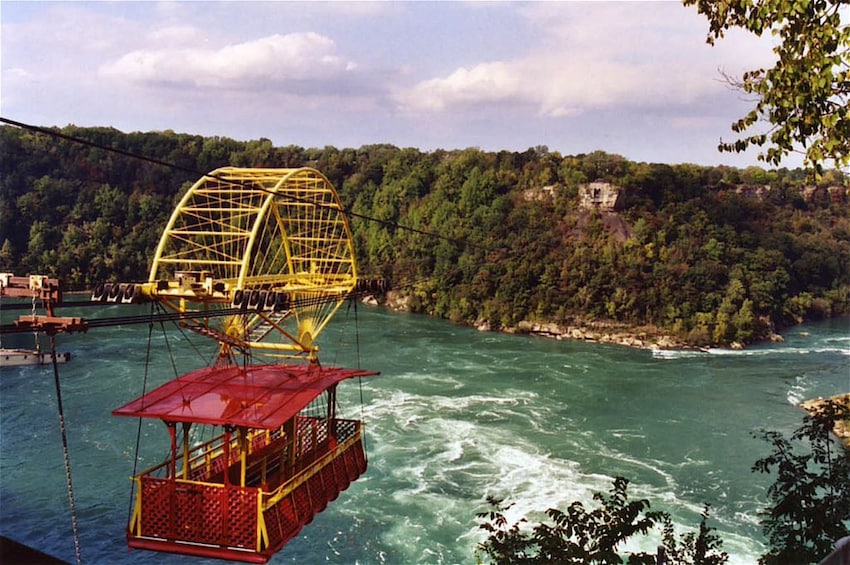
[381,290,787,352]
[799,394,850,448]
[499,319,693,351]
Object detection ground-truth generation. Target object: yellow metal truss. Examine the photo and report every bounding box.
[144,167,357,359]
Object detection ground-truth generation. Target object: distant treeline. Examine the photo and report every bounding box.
[1,125,848,346]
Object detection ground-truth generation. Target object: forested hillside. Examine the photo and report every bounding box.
[1,125,848,347]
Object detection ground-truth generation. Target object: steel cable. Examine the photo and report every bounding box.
[50,335,83,565]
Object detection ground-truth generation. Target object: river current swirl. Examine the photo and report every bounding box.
[1,305,848,564]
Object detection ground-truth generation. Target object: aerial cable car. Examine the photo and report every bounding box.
[113,363,377,563]
[109,167,380,563]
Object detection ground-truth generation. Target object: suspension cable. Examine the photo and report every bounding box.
[0,283,414,337]
[353,298,367,453]
[158,305,183,384]
[50,335,83,565]
[31,292,40,352]
[353,298,363,372]
[0,116,495,253]
[127,304,156,528]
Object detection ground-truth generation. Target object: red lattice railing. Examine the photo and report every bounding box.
[260,434,367,555]
[138,477,257,548]
[128,418,367,563]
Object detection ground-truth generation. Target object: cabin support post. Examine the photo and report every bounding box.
[167,422,177,479]
[239,426,248,487]
[255,490,267,552]
[222,425,233,547]
[181,422,191,479]
[327,385,337,422]
[166,421,178,542]
[223,426,232,486]
[327,385,338,445]
[285,418,296,468]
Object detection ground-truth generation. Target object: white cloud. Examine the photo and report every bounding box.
[399,62,522,111]
[99,32,357,91]
[0,1,794,166]
[396,53,676,118]
[667,115,722,130]
[395,2,776,119]
[147,25,204,46]
[5,67,31,80]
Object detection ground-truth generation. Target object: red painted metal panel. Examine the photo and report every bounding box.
[128,435,369,563]
[260,437,368,556]
[113,363,378,429]
[127,538,270,564]
[138,477,257,549]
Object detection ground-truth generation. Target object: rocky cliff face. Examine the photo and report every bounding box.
[579,181,623,211]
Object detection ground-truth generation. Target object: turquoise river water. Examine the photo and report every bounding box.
[1,304,848,564]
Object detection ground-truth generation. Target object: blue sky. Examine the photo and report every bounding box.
[1,1,796,168]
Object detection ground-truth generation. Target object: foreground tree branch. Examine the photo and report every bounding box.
[685,0,850,172]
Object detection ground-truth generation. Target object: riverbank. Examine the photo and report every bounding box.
[496,319,696,351]
[380,291,772,351]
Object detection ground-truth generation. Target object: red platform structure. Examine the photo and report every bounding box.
[113,363,378,563]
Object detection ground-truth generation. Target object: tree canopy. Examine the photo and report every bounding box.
[753,399,850,564]
[1,125,849,348]
[685,0,850,171]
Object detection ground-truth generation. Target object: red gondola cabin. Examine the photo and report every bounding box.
[113,363,378,563]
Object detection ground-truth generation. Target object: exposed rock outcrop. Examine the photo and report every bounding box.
[800,393,850,448]
[384,291,695,351]
[505,319,690,350]
[578,181,623,211]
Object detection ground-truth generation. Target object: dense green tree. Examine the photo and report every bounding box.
[1,124,848,346]
[753,399,850,565]
[660,506,729,565]
[476,477,729,565]
[685,0,850,170]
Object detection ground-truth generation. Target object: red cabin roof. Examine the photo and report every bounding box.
[112,363,378,429]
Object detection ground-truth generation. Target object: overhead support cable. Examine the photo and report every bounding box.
[0,116,494,252]
[0,282,413,335]
[50,336,83,565]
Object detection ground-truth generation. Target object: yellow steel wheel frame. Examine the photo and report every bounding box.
[145,167,357,361]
